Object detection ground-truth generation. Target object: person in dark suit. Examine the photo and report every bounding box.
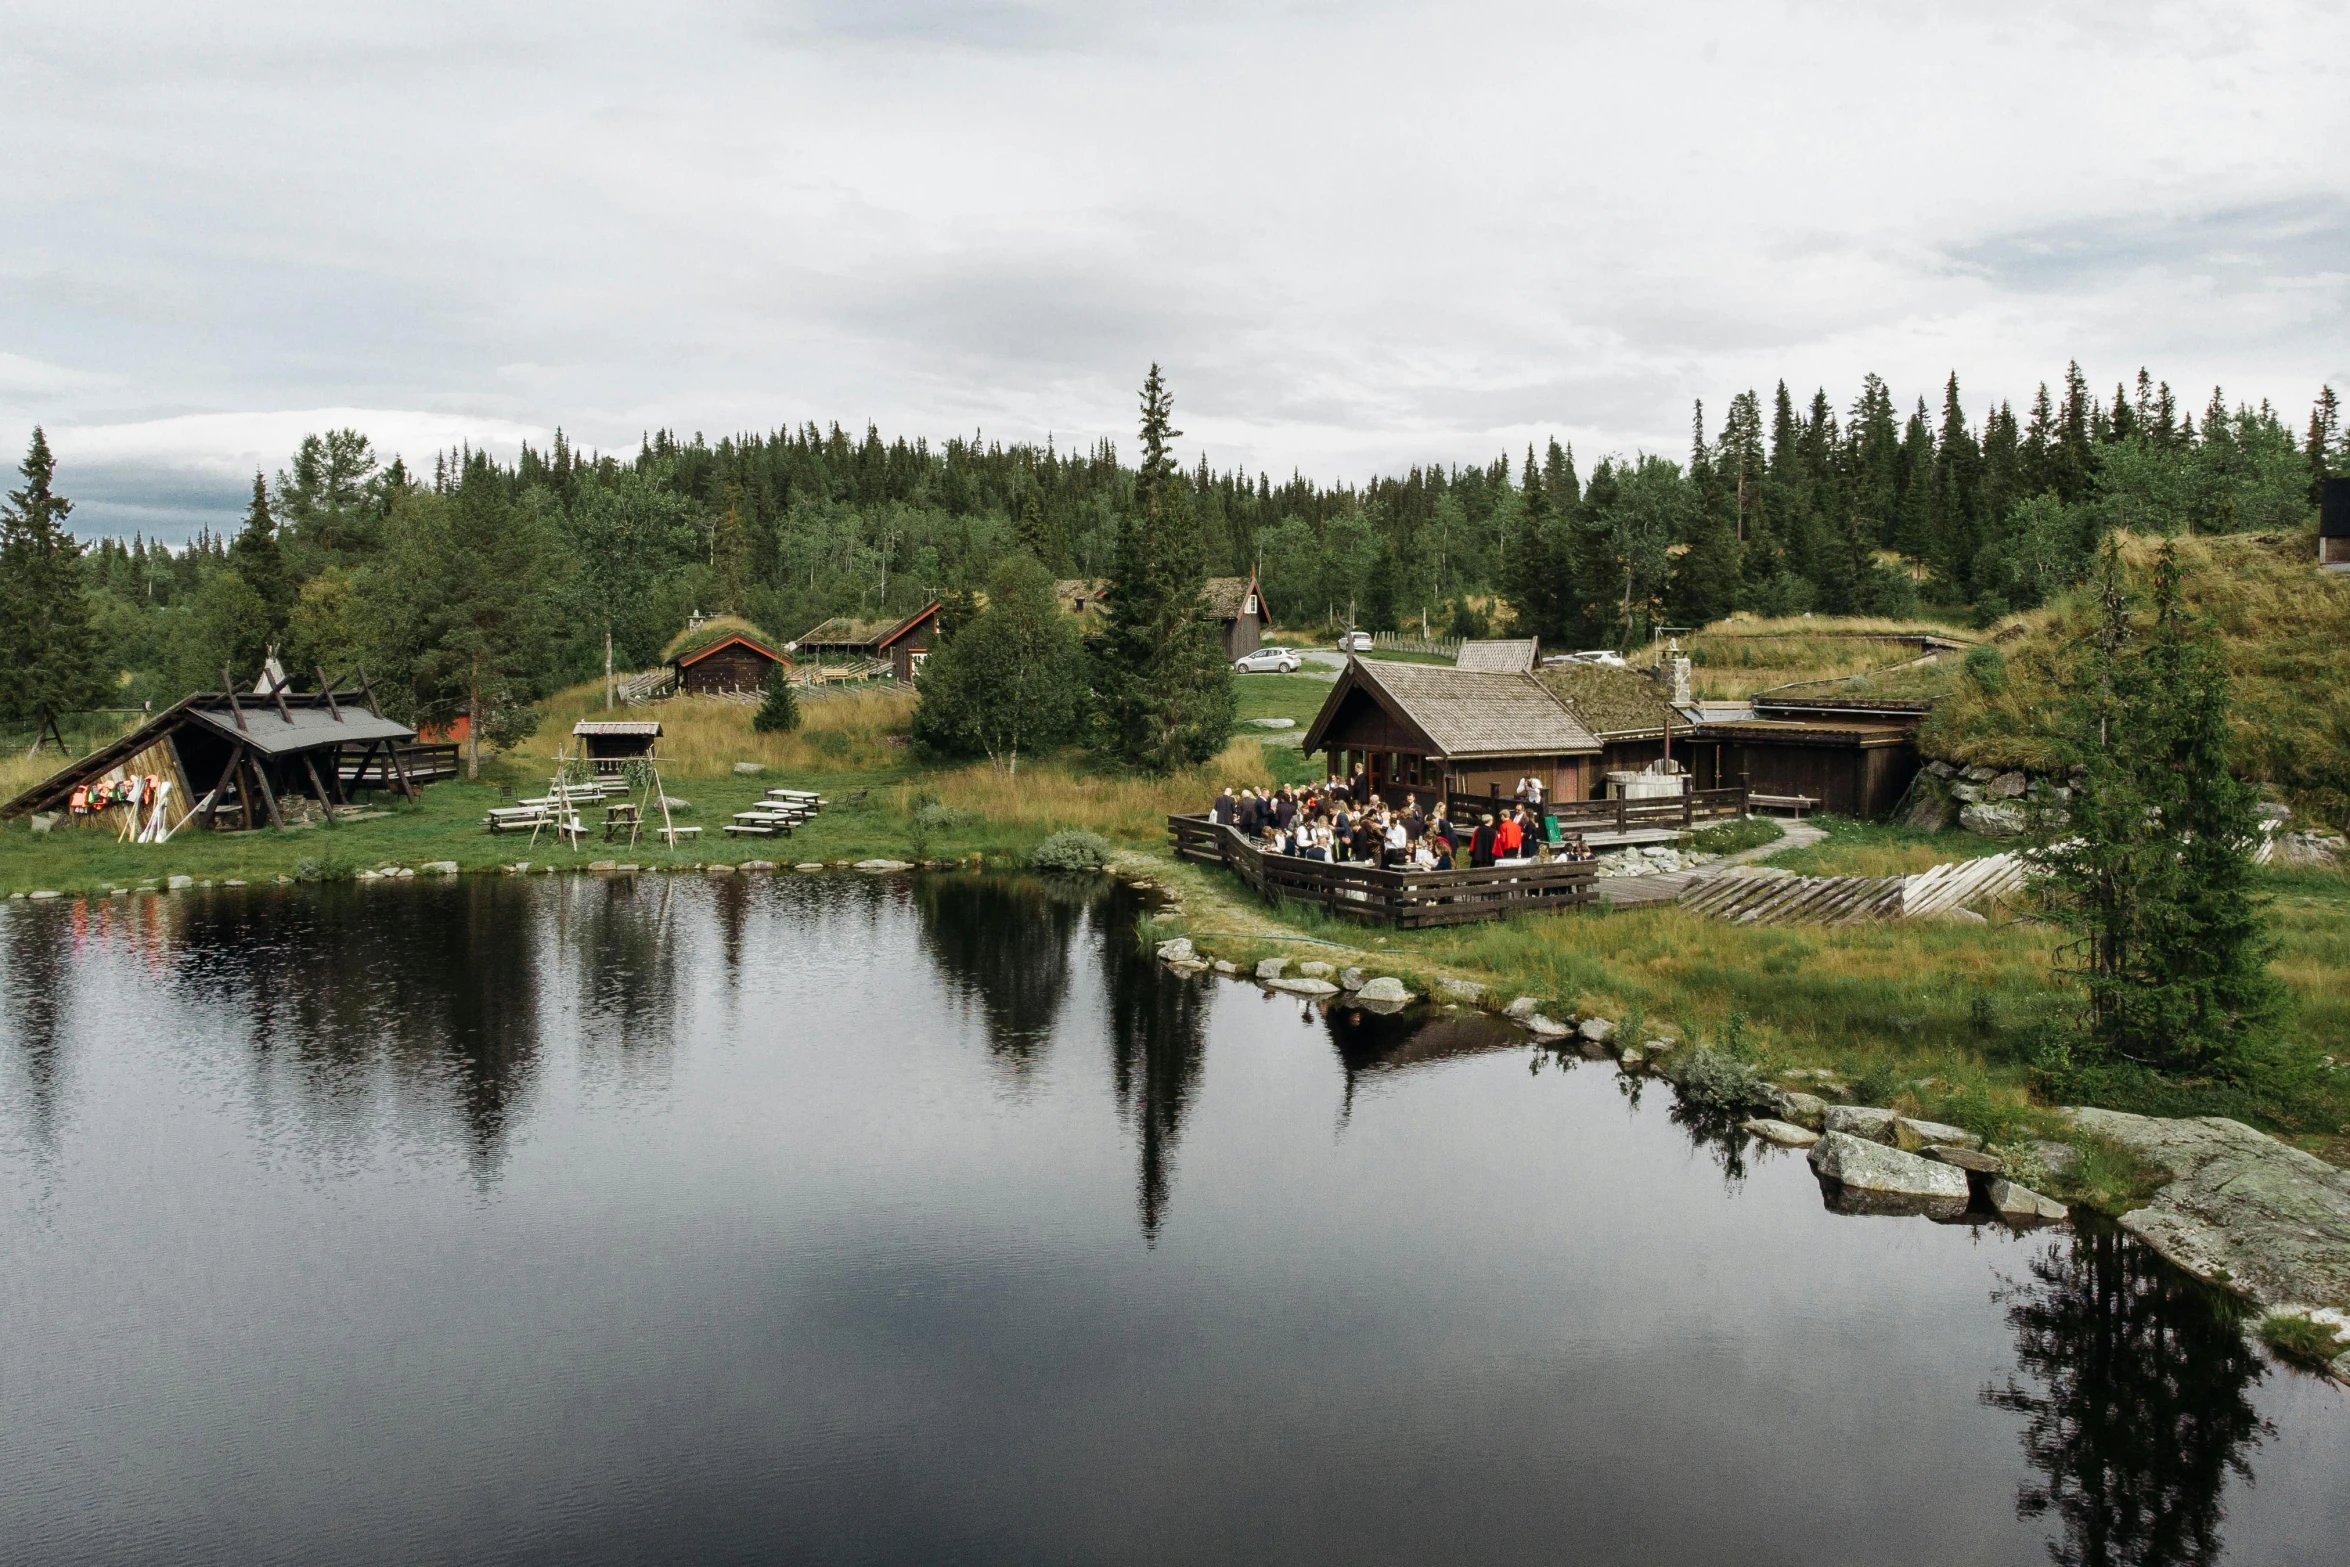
[1469,814,1498,868]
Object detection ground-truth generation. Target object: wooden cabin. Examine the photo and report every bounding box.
[0,673,420,834]
[790,604,941,682]
[572,719,660,773]
[1534,663,1694,794]
[674,631,788,696]
[1204,574,1273,661]
[1678,716,1919,817]
[1300,656,1601,808]
[2323,478,2350,570]
[1055,578,1112,621]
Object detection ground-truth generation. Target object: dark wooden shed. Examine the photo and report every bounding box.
[2322,477,2350,569]
[1678,717,1919,817]
[674,632,788,696]
[572,719,661,772]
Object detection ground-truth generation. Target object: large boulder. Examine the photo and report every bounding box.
[1899,784,1955,832]
[1338,967,1368,991]
[1763,1088,1828,1129]
[1577,1017,1616,1045]
[1356,976,1409,1003]
[1435,978,1485,1004]
[1522,1014,1571,1038]
[1809,1131,1971,1215]
[1156,938,1196,963]
[1298,960,1336,978]
[1823,1105,1901,1144]
[1504,997,1542,1020]
[1924,1146,2003,1175]
[1986,770,2030,798]
[1959,801,2030,838]
[1255,957,1290,981]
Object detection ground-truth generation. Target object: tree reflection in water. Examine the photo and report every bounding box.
[0,904,72,1159]
[913,873,1091,1080]
[1098,890,1209,1244]
[1986,1225,2271,1567]
[161,883,547,1181]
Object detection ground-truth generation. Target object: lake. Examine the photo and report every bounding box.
[2,873,2345,1565]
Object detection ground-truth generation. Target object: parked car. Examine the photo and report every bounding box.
[1233,646,1302,674]
[1337,630,1375,653]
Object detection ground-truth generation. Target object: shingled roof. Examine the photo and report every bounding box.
[1303,657,1599,760]
[1534,663,1686,740]
[1455,638,1539,673]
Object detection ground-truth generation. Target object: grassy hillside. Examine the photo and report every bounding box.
[1922,529,2350,825]
[1677,614,1990,700]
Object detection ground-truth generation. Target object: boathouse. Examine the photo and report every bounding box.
[1300,656,1602,807]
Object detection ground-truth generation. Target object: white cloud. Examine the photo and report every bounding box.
[1,0,2345,535]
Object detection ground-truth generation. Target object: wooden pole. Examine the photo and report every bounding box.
[247,753,286,829]
[220,669,248,732]
[386,740,419,802]
[316,666,344,722]
[204,747,243,830]
[301,750,335,817]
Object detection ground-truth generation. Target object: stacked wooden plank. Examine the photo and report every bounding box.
[1675,851,2030,926]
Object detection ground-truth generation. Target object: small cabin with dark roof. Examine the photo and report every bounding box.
[790,603,942,682]
[1204,574,1272,661]
[2322,477,2350,570]
[1301,656,1601,807]
[673,630,788,696]
[572,718,661,772]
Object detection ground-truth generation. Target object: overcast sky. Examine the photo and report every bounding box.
[4,0,2346,540]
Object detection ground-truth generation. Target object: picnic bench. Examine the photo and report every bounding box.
[1749,792,1820,818]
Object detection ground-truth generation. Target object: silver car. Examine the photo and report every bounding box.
[1233,646,1302,674]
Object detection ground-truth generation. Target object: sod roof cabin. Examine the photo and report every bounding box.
[2322,477,2350,569]
[664,619,789,696]
[0,670,423,834]
[1301,655,1600,807]
[1534,663,1696,788]
[789,603,941,682]
[1204,573,1272,661]
[1054,579,1112,619]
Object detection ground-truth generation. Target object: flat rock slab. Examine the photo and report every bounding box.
[2070,1108,2350,1310]
[1894,1116,1982,1152]
[1266,976,1340,996]
[855,859,914,872]
[1987,1179,2068,1223]
[1356,977,1408,1003]
[1522,1014,1571,1038]
[1810,1131,1971,1216]
[1255,957,1290,981]
[1823,1105,1901,1144]
[1925,1145,2004,1175]
[1744,1118,1820,1148]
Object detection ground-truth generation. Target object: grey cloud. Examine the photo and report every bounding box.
[1954,198,2350,292]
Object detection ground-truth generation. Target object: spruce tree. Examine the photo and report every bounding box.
[2307,386,2340,504]
[1504,446,1557,640]
[229,470,292,647]
[2042,539,2284,1077]
[753,662,802,732]
[0,428,110,748]
[1098,365,1232,772]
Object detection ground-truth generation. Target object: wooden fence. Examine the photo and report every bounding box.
[335,741,461,788]
[1369,631,1463,659]
[1441,784,1749,835]
[1168,814,1595,927]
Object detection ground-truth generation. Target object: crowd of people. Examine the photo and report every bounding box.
[1207,771,1594,871]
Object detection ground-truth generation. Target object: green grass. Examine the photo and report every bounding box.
[1684,817,1784,856]
[1230,672,1335,727]
[2258,1313,2348,1375]
[1771,814,2013,878]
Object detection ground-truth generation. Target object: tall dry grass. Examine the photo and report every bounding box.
[527,680,917,777]
[907,739,1275,841]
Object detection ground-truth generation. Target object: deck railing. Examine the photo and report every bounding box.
[1167,815,1597,928]
[1441,783,1748,834]
[336,741,461,787]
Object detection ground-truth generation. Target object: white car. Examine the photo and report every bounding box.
[1233,646,1302,674]
[1337,630,1375,653]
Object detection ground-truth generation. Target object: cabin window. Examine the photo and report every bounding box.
[1243,593,1258,615]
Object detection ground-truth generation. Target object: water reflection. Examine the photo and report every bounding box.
[1098,894,1209,1243]
[1322,1001,1518,1125]
[0,904,72,1157]
[913,873,1092,1078]
[1987,1224,2272,1567]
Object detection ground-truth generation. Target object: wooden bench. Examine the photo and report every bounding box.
[1749,793,1820,818]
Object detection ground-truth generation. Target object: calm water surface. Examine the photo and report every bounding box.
[2,874,2345,1565]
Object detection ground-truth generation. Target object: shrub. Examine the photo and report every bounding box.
[1963,642,2008,695]
[2257,1313,2346,1375]
[1658,1047,1769,1117]
[1687,817,1784,856]
[1030,830,1112,872]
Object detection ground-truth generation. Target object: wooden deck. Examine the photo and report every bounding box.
[1441,784,1749,834]
[1168,815,1596,927]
